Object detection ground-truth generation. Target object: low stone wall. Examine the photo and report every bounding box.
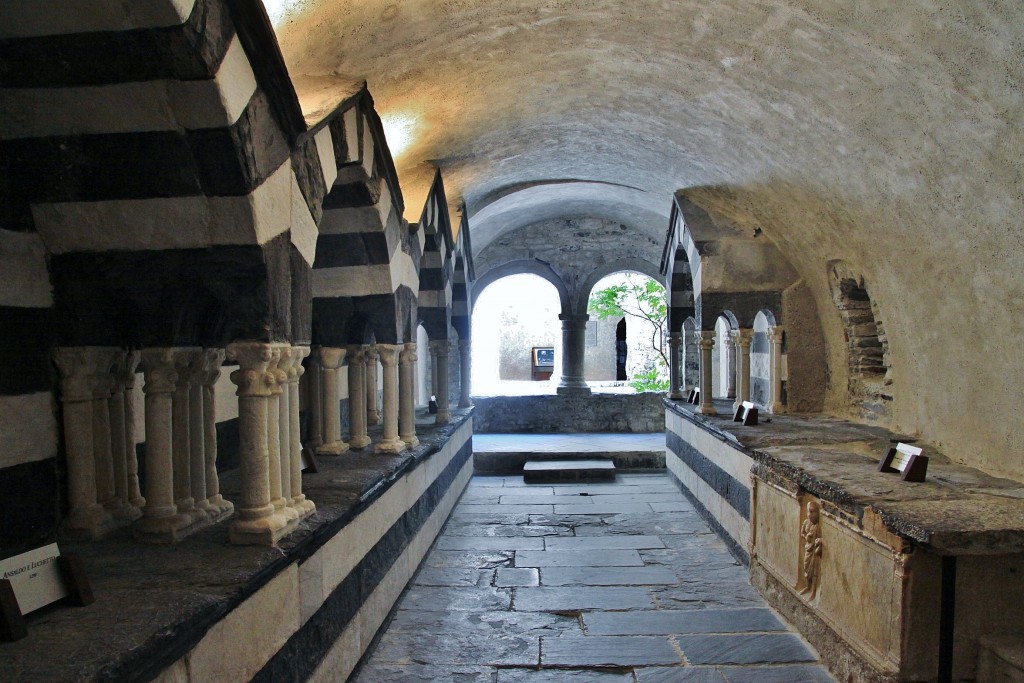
[473,392,665,433]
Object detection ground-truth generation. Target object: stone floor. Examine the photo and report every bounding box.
[352,473,835,682]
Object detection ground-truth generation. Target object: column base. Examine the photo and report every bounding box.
[668,390,685,400]
[132,512,194,544]
[556,385,592,396]
[177,500,210,525]
[401,434,419,448]
[273,498,300,522]
[458,399,472,408]
[229,512,294,546]
[769,402,785,414]
[292,495,316,518]
[374,437,406,454]
[368,412,380,425]
[198,496,235,523]
[109,501,144,524]
[317,440,350,456]
[696,404,718,416]
[349,435,372,449]
[62,505,118,540]
[435,413,450,425]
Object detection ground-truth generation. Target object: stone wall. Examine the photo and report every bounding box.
[473,392,665,433]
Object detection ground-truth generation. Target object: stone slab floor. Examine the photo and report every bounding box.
[352,473,834,682]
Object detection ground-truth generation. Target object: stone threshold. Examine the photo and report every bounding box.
[0,410,474,682]
[663,398,1024,555]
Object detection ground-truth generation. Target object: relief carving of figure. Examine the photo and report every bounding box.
[799,500,823,599]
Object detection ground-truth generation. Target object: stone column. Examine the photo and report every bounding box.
[108,351,142,522]
[346,345,371,449]
[198,348,233,519]
[667,332,683,399]
[458,339,472,408]
[188,353,209,519]
[172,348,205,525]
[696,331,717,415]
[399,342,419,447]
[732,329,753,412]
[227,342,289,546]
[429,340,451,424]
[266,346,297,524]
[768,326,786,414]
[90,351,119,517]
[365,346,380,425]
[289,346,315,517]
[135,349,190,543]
[306,347,324,449]
[277,347,295,513]
[54,348,115,539]
[317,347,349,455]
[120,351,145,510]
[375,344,405,453]
[557,313,591,395]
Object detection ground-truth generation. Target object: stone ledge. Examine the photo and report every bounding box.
[0,409,474,682]
[474,392,665,433]
[664,397,1024,555]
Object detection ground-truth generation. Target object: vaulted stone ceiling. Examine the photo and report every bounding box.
[270,1,1024,477]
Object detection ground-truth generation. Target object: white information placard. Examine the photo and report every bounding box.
[0,543,67,614]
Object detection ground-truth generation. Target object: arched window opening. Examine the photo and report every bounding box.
[471,273,561,395]
[712,316,736,399]
[751,311,773,407]
[415,323,430,407]
[586,271,667,392]
[682,318,699,392]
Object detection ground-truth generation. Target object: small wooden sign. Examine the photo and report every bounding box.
[878,442,928,482]
[733,400,759,426]
[301,446,319,474]
[0,544,93,641]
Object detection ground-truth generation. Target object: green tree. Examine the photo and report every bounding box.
[587,274,669,391]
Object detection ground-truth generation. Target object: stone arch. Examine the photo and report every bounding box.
[712,313,738,399]
[751,310,778,408]
[576,258,662,315]
[682,316,700,391]
[472,259,571,316]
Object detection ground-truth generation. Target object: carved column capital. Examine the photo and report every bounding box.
[458,339,471,352]
[196,348,227,387]
[53,347,117,401]
[267,345,288,395]
[730,329,754,348]
[171,348,202,390]
[363,346,379,364]
[290,346,310,380]
[400,342,417,364]
[668,332,682,345]
[141,349,179,395]
[227,342,275,397]
[319,347,346,370]
[428,339,450,358]
[696,330,716,350]
[767,326,785,345]
[110,350,141,391]
[346,345,366,366]
[377,344,402,367]
[89,348,121,399]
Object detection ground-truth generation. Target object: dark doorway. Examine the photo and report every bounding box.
[616,318,627,380]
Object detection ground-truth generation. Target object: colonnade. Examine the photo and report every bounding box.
[668,326,785,415]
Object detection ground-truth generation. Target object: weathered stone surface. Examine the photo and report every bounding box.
[426,550,514,569]
[514,586,656,612]
[437,536,545,551]
[443,523,571,538]
[636,667,728,682]
[496,568,540,587]
[719,664,836,682]
[399,586,513,611]
[675,634,817,665]
[498,667,636,681]
[387,609,578,636]
[540,636,680,666]
[544,535,665,551]
[472,394,666,434]
[517,549,644,567]
[352,663,494,682]
[372,632,539,666]
[540,566,678,586]
[414,567,491,587]
[583,608,785,636]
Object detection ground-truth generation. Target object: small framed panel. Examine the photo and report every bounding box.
[732,400,759,426]
[0,545,93,642]
[878,442,928,482]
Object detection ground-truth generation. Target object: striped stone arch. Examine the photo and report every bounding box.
[660,199,697,336]
[450,210,476,342]
[309,85,420,346]
[0,0,323,348]
[416,170,455,341]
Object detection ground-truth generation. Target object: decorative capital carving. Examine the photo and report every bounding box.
[290,346,310,379]
[140,348,179,395]
[267,345,286,395]
[54,347,98,401]
[196,348,227,387]
[730,329,754,348]
[319,347,346,370]
[428,339,450,357]
[400,342,417,364]
[458,339,472,351]
[696,331,716,349]
[376,344,402,367]
[767,326,785,345]
[172,348,202,389]
[363,346,379,364]
[113,350,142,390]
[668,332,682,346]
[346,345,366,365]
[227,342,275,397]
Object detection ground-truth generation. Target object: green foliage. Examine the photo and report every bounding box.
[630,362,671,393]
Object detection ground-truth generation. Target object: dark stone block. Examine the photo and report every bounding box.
[540,635,680,667]
[583,608,785,636]
[675,633,817,665]
[0,306,55,395]
[313,231,392,269]
[0,457,61,558]
[666,430,750,521]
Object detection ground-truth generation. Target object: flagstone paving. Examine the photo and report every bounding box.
[352,473,834,682]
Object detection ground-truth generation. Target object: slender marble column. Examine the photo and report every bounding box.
[227,342,289,546]
[54,348,116,539]
[365,346,380,425]
[346,346,371,449]
[557,313,591,395]
[289,346,315,517]
[277,347,295,513]
[317,347,349,455]
[458,339,472,408]
[667,333,683,399]
[134,349,191,543]
[266,346,296,523]
[91,351,119,516]
[429,340,451,425]
[108,351,141,522]
[767,326,786,414]
[172,348,205,524]
[306,347,324,449]
[696,331,717,415]
[121,351,145,510]
[399,342,419,448]
[199,348,233,519]
[188,353,210,518]
[375,344,405,453]
[732,329,753,412]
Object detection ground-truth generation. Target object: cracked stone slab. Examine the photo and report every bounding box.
[540,635,681,666]
[553,503,654,514]
[719,664,836,682]
[388,609,579,636]
[543,535,666,550]
[636,667,729,682]
[351,662,495,682]
[514,586,657,611]
[583,608,786,636]
[372,632,539,666]
[399,586,513,611]
[676,634,818,665]
[572,514,713,535]
[585,493,687,504]
[516,549,645,567]
[414,567,493,587]
[498,667,636,681]
[497,568,540,587]
[438,536,546,551]
[501,494,595,505]
[449,512,533,525]
[443,524,572,537]
[540,566,678,586]
[426,550,515,569]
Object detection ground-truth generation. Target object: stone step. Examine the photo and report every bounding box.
[474,449,664,475]
[523,459,616,483]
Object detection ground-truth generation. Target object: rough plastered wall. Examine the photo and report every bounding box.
[274,1,1024,480]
